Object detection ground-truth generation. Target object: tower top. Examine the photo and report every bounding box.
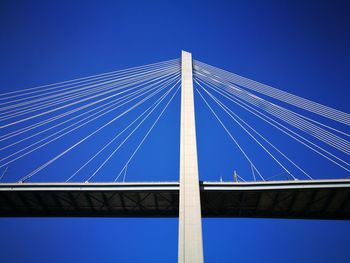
[181,50,192,57]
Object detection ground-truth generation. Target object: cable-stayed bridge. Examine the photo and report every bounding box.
[0,51,349,262]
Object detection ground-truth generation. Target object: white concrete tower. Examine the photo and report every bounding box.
[178,51,204,262]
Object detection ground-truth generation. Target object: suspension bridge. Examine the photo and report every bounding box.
[0,51,349,262]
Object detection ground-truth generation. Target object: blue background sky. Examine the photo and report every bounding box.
[1,0,350,262]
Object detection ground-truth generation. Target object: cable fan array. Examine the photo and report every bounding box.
[0,56,349,183]
[193,60,350,181]
[0,59,181,182]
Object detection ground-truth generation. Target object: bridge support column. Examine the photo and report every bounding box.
[178,51,204,262]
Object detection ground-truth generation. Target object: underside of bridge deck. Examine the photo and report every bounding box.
[0,180,349,219]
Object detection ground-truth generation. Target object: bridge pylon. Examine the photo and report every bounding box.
[178,51,204,262]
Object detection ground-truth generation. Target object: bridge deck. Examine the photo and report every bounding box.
[0,180,349,219]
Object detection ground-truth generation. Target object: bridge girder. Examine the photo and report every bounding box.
[0,180,349,219]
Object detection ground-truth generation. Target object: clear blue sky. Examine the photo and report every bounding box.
[1,0,350,262]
